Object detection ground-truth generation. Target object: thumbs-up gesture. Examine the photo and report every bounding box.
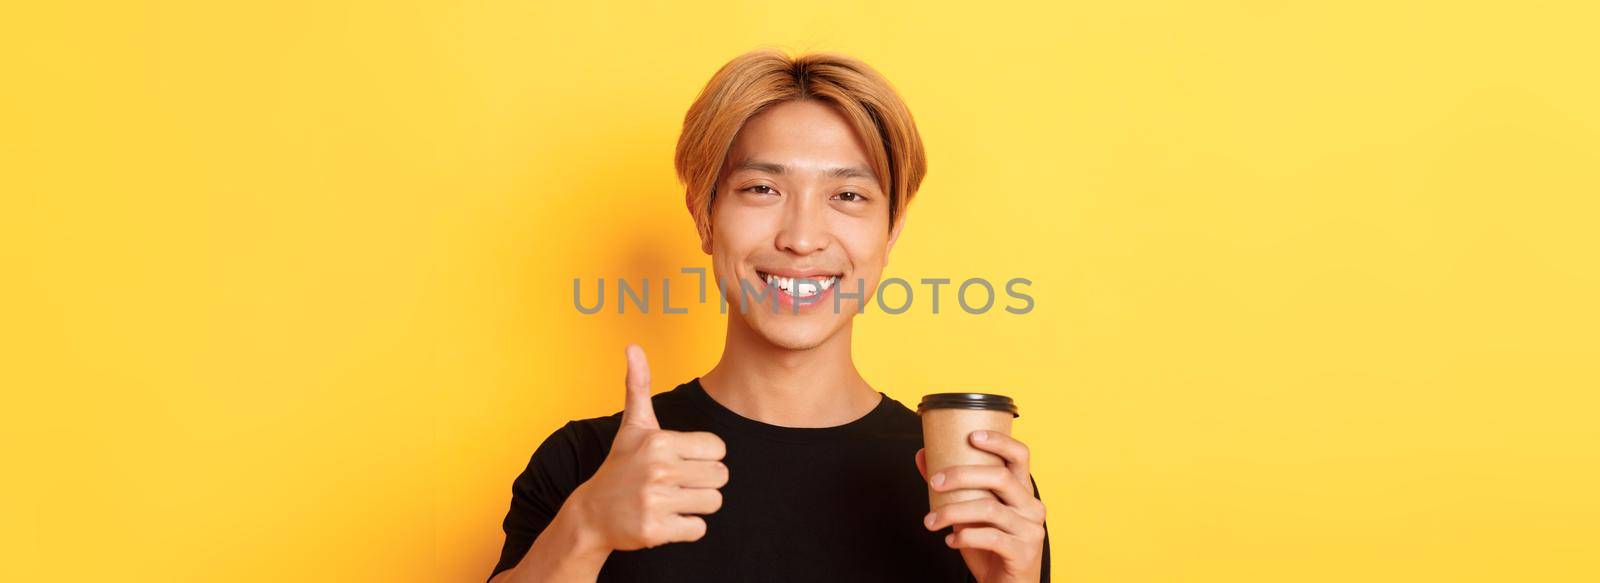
[567,344,729,552]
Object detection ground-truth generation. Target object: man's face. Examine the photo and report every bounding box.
[707,99,901,351]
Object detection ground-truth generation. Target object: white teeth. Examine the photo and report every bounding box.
[760,272,840,298]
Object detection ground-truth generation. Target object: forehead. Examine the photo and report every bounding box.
[725,100,873,172]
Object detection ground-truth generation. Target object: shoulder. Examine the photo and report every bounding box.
[509,414,621,498]
[864,393,926,443]
[879,394,922,425]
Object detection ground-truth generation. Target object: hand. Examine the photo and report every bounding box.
[569,344,730,552]
[916,431,1047,583]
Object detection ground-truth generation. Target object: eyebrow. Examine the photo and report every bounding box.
[734,159,877,180]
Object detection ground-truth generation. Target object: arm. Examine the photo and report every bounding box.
[491,485,611,583]
[489,345,726,582]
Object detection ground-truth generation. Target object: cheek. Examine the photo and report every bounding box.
[833,219,893,269]
[711,198,779,250]
[711,227,763,268]
[707,204,745,257]
[708,211,771,287]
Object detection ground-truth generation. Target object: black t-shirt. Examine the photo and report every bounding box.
[490,378,1051,582]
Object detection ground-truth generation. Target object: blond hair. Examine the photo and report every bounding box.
[675,49,927,247]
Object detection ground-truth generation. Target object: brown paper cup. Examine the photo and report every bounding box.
[918,393,1019,512]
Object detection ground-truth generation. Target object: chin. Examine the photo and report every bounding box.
[747,316,844,351]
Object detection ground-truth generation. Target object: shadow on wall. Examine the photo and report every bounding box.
[459,106,714,580]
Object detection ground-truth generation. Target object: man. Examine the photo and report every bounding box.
[489,49,1050,583]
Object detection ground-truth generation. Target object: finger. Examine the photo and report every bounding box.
[664,430,726,461]
[658,514,708,543]
[944,526,1028,564]
[665,486,723,515]
[914,448,928,480]
[968,430,1032,494]
[925,497,1043,539]
[674,460,730,488]
[929,465,1039,517]
[621,344,659,429]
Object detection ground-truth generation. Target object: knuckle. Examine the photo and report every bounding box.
[644,432,671,451]
[708,490,724,512]
[983,499,1005,515]
[644,463,670,484]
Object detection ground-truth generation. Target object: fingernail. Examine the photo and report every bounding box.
[930,473,945,488]
[924,512,937,528]
[945,533,956,546]
[973,430,988,442]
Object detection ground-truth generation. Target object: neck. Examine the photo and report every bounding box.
[699,317,881,428]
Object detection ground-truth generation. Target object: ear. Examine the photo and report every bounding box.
[886,213,908,257]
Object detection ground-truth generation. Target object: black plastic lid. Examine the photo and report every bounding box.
[917,393,1019,418]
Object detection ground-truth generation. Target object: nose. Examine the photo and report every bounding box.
[773,192,828,256]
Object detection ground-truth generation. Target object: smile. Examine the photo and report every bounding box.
[756,270,841,299]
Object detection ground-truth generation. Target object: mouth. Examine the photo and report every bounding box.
[756,269,842,300]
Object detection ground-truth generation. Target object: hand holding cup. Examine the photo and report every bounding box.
[915,393,1047,583]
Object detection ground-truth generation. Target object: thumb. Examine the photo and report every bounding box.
[620,344,659,429]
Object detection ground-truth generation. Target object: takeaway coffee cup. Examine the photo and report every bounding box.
[917,393,1020,511]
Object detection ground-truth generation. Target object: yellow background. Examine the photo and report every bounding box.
[4,1,1597,581]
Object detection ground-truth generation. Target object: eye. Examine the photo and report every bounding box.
[832,191,867,202]
[743,184,778,196]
